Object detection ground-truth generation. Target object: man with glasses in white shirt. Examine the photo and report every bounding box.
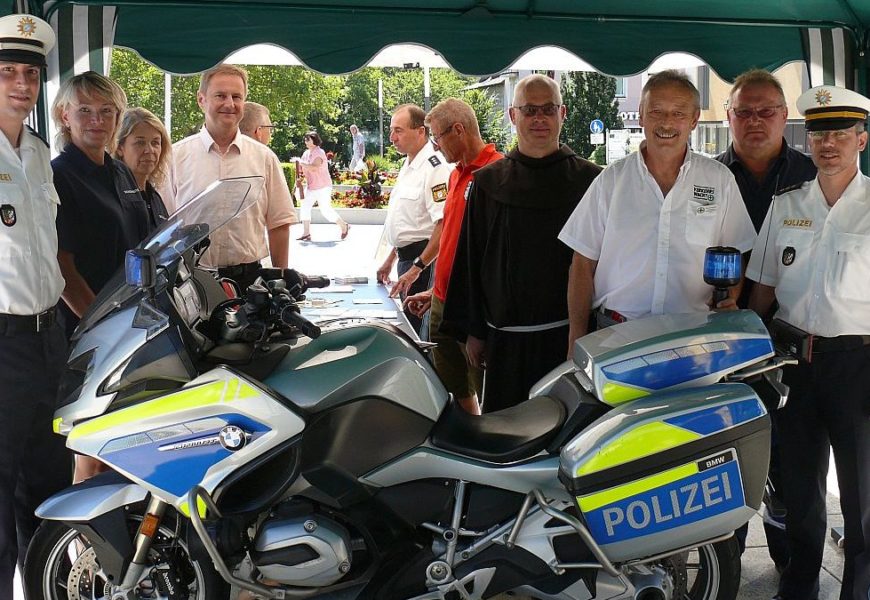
[560,70,756,352]
[747,85,870,600]
[443,74,600,412]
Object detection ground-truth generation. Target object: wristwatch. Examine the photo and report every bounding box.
[413,256,427,270]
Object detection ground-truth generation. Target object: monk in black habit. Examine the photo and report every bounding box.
[443,74,601,413]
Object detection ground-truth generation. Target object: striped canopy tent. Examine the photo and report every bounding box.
[6,0,870,145]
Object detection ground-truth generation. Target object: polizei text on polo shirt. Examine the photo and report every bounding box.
[583,450,745,543]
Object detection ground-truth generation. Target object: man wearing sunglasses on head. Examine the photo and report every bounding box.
[443,74,601,412]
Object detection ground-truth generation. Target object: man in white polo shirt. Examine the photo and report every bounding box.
[559,70,756,354]
[377,103,452,337]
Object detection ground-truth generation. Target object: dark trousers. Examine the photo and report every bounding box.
[0,322,71,597]
[775,346,870,600]
[482,324,569,413]
[395,240,433,340]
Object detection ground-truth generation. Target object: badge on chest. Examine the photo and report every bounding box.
[0,204,15,227]
[782,246,796,266]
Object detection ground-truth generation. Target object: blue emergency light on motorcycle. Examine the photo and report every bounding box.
[125,248,156,289]
[704,246,741,305]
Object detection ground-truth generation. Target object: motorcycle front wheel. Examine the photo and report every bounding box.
[23,514,230,600]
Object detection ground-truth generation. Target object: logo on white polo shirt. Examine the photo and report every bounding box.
[693,185,716,205]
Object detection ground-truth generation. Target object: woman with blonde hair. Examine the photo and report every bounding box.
[52,72,165,482]
[114,107,171,220]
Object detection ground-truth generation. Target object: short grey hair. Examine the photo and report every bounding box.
[239,101,270,137]
[641,70,700,111]
[513,74,562,106]
[425,98,481,138]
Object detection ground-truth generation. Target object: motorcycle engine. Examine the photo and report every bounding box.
[250,515,352,587]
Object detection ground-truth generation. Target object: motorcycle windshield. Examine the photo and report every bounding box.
[74,177,263,338]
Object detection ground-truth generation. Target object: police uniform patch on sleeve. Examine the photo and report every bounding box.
[432,183,448,202]
[428,155,442,167]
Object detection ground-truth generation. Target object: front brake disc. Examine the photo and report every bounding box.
[67,546,113,600]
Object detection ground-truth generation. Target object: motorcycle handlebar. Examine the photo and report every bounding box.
[301,274,330,289]
[280,305,322,339]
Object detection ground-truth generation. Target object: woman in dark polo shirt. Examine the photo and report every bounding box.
[52,72,165,482]
[114,107,171,224]
[52,72,164,340]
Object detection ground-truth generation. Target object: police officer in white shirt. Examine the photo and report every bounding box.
[0,14,71,597]
[560,70,756,354]
[377,103,452,337]
[747,86,870,600]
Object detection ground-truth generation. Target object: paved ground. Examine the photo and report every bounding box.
[13,222,846,599]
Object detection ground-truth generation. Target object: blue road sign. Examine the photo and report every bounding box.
[590,119,605,134]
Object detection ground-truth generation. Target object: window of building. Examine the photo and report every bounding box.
[615,77,626,98]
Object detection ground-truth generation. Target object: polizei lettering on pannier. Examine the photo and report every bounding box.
[583,450,745,543]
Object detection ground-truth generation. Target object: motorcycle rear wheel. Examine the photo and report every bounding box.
[660,537,741,600]
[23,515,230,600]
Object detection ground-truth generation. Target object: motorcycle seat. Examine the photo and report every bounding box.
[430,395,567,463]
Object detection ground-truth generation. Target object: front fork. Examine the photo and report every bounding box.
[115,495,169,594]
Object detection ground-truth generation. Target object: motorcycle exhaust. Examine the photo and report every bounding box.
[635,588,666,600]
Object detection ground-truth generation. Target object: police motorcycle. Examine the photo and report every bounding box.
[24,175,794,600]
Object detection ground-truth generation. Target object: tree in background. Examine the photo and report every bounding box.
[110,49,510,166]
[560,72,623,159]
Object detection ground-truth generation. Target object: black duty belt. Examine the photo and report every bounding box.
[812,334,870,354]
[0,306,57,335]
[396,239,428,261]
[218,261,262,278]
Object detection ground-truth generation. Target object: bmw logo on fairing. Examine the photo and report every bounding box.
[219,425,247,451]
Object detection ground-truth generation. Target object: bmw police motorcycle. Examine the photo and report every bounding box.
[24,176,793,600]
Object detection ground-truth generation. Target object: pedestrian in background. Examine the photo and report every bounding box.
[294,131,349,241]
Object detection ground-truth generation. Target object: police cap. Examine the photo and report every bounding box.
[0,14,54,67]
[797,85,870,132]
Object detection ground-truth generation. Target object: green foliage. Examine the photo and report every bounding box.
[589,145,607,165]
[560,72,623,159]
[110,49,502,162]
[280,163,296,190]
[459,88,511,151]
[367,154,400,172]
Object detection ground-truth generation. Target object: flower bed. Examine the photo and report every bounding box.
[332,188,390,209]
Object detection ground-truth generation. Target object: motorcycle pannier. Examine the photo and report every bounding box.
[559,383,770,562]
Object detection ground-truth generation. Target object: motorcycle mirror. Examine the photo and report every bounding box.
[125,248,157,290]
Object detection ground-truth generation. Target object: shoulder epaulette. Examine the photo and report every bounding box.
[26,125,49,148]
[428,155,441,167]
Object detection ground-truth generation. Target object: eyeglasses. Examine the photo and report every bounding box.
[258,125,277,131]
[430,124,457,145]
[513,103,561,117]
[729,105,784,120]
[808,128,858,141]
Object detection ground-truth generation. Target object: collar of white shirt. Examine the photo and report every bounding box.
[198,126,244,154]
